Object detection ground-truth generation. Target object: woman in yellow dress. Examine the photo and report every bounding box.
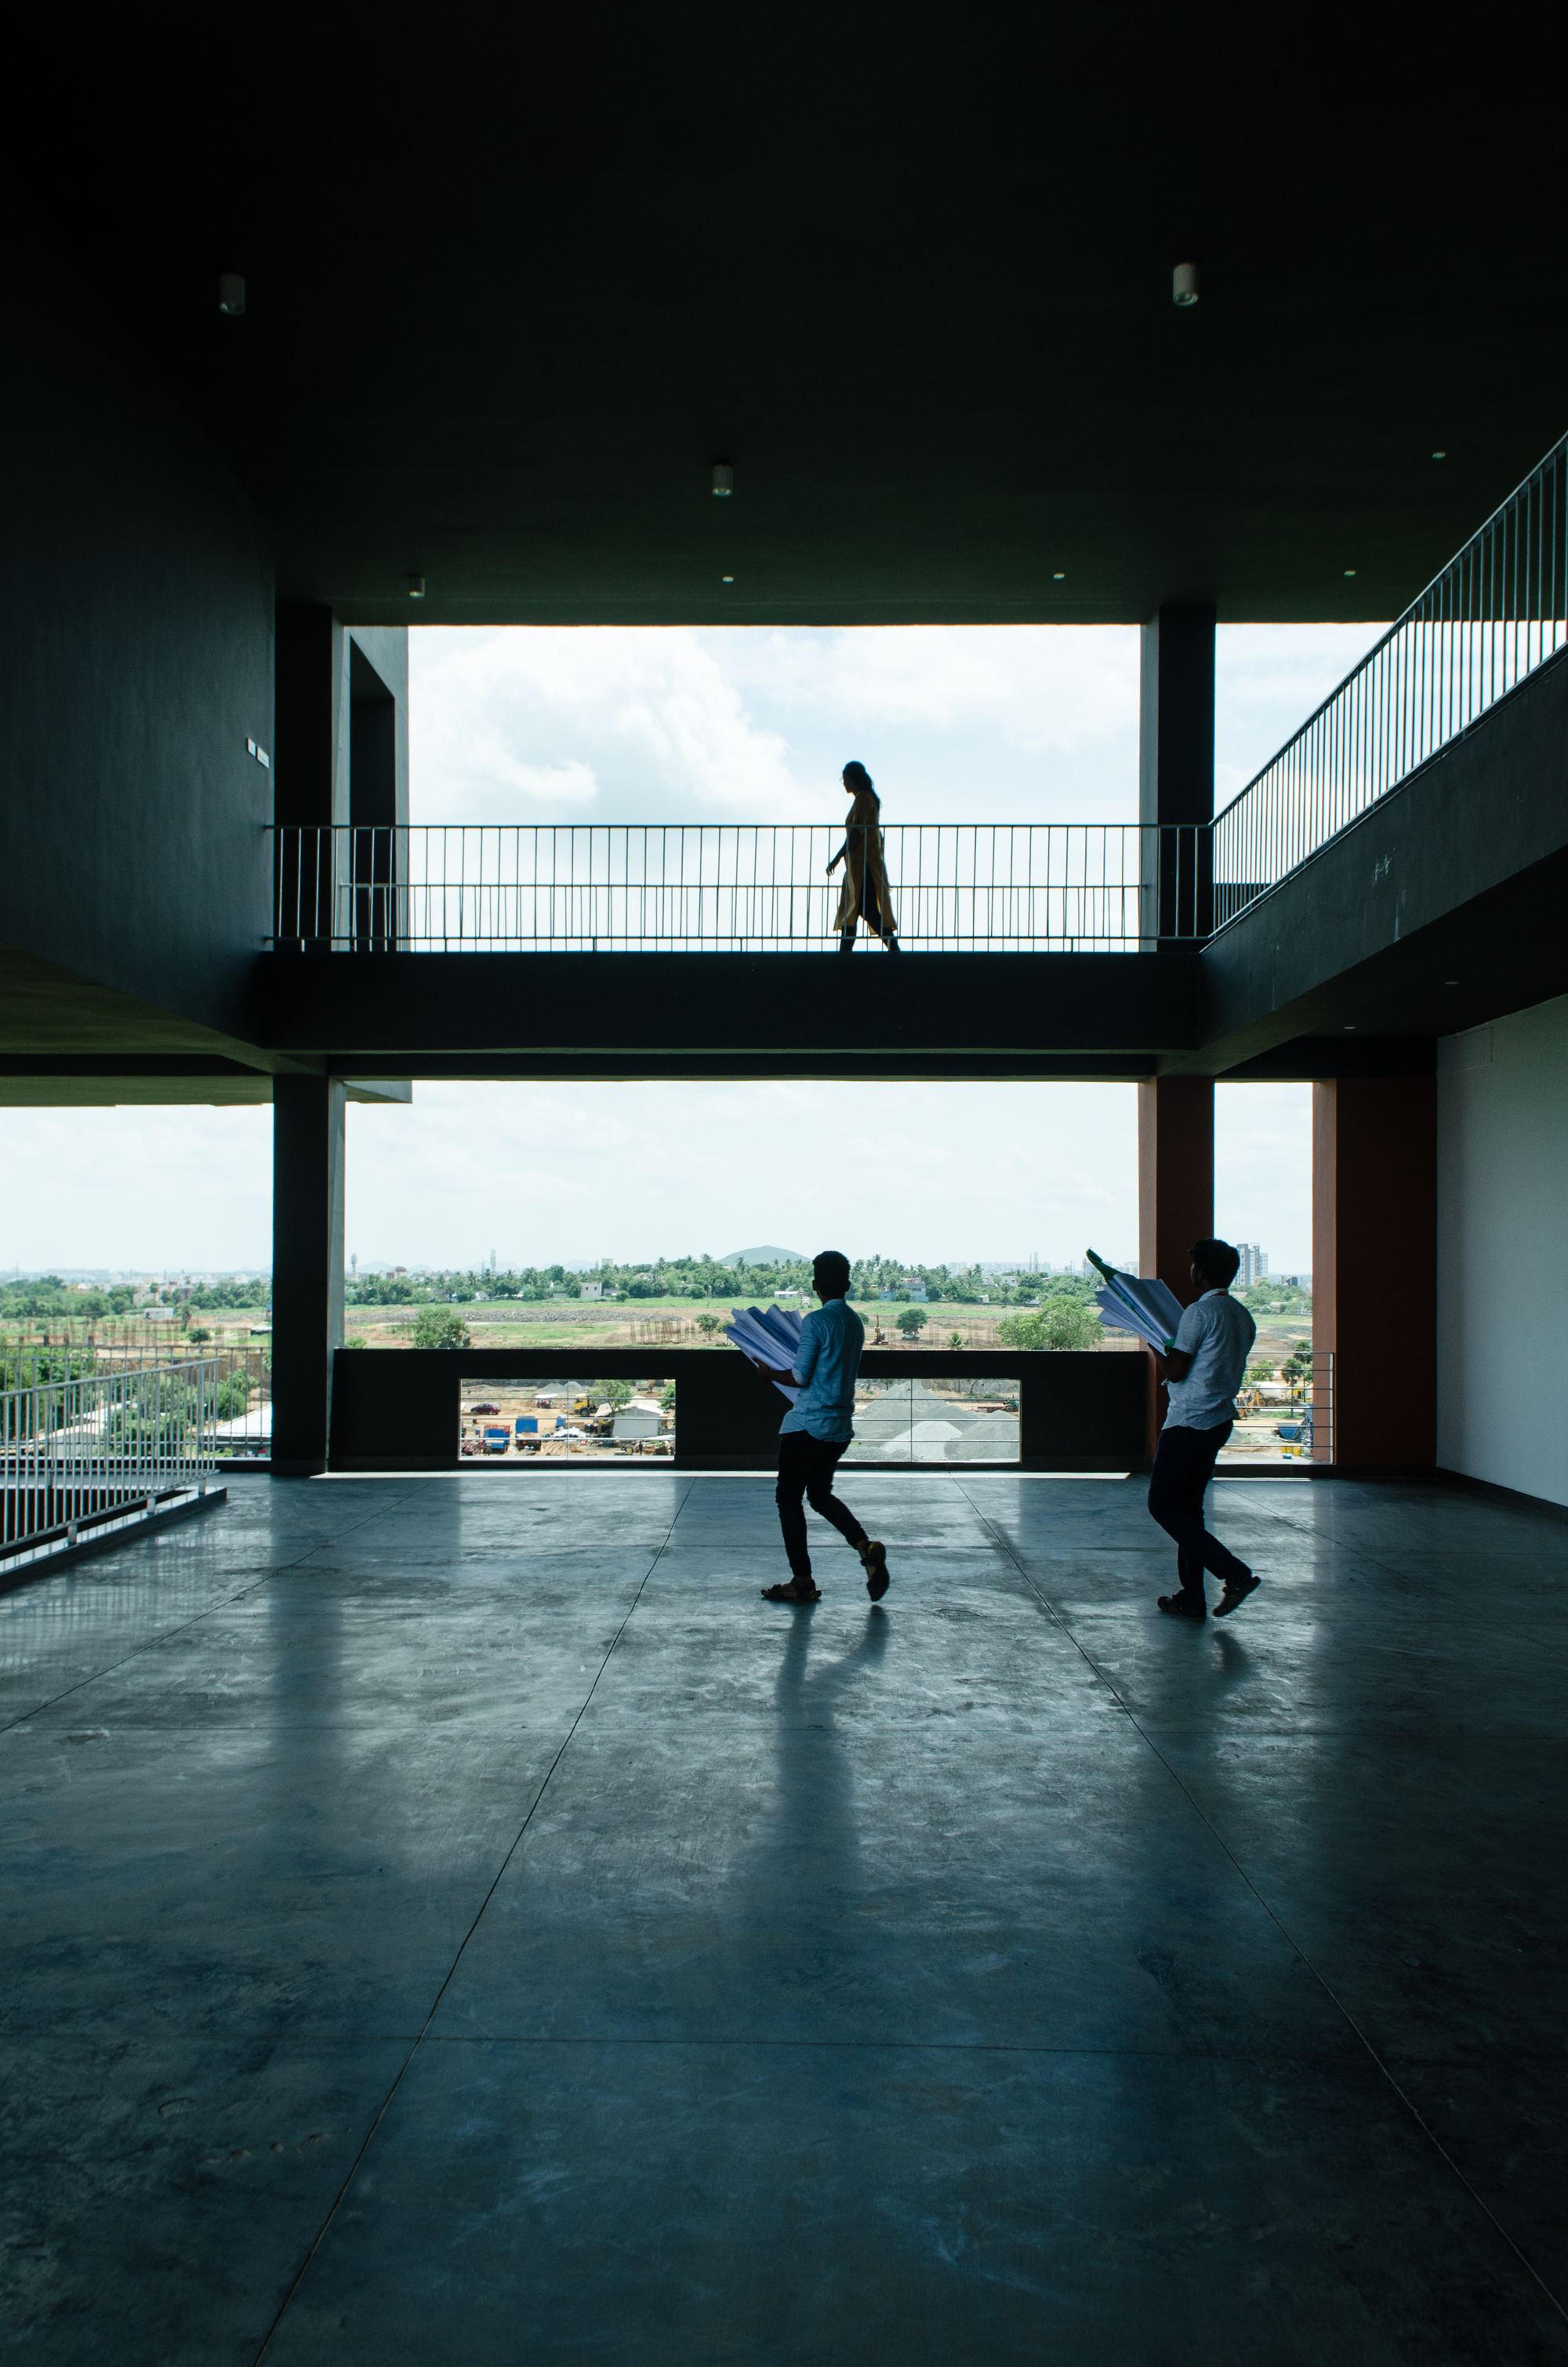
[827,761,901,953]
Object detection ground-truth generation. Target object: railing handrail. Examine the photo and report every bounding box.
[268,821,1212,950]
[1210,427,1568,895]
[1216,429,1568,827]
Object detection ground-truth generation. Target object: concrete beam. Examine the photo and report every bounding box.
[260,949,1207,1065]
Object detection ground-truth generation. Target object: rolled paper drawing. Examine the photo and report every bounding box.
[723,1305,805,1402]
[1085,1250,1184,1356]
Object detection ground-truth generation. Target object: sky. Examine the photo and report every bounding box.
[408,622,1381,828]
[4,623,1379,1278]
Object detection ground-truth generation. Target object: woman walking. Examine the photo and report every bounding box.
[827,761,900,953]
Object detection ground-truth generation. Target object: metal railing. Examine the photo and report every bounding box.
[270,822,1210,951]
[1,1334,272,1463]
[2,1356,222,1562]
[1215,430,1568,924]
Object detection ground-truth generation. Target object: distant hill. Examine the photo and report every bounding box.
[720,1245,808,1268]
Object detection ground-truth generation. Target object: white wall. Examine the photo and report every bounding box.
[1437,994,1568,1504]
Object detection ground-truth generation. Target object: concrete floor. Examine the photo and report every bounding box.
[2,1470,1566,2363]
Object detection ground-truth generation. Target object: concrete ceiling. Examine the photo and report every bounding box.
[18,16,1568,627]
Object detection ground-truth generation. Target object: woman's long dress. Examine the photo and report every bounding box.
[832,790,897,942]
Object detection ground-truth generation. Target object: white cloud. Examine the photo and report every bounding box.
[410,625,1142,828]
[346,1080,1139,1272]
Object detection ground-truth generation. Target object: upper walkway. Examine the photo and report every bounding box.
[2,1468,1564,2360]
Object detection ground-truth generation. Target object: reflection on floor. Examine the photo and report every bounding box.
[2,1471,1565,2362]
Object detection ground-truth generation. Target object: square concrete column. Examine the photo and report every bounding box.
[271,1076,346,1475]
[1312,1079,1436,1468]
[1140,601,1216,942]
[1138,1076,1214,1452]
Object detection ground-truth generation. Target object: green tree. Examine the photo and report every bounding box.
[412,1307,472,1350]
[997,1299,1099,1352]
[947,1331,964,1350]
[895,1305,929,1338]
[695,1312,723,1334]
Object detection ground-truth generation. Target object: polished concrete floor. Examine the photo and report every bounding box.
[2,1469,1566,2363]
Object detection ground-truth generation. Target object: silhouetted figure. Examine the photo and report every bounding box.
[756,1251,891,1606]
[1148,1238,1261,1621]
[827,762,900,953]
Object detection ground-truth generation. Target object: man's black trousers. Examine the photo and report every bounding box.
[1145,1421,1251,1607]
[776,1432,868,1579]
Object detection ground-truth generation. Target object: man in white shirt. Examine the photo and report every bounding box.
[1149,1238,1260,1621]
[756,1250,890,1606]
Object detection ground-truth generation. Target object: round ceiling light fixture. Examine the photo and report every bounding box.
[712,463,734,497]
[1172,261,1199,307]
[1053,571,1065,580]
[407,575,426,600]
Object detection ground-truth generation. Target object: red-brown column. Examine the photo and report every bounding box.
[1138,1078,1214,1456]
[1312,1077,1436,1468]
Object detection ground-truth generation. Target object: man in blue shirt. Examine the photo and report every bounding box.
[1148,1237,1261,1621]
[758,1250,890,1606]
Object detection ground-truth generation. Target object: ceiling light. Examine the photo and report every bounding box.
[721,575,735,583]
[712,464,734,497]
[1172,261,1199,307]
[407,575,426,599]
[1444,978,1459,986]
[1432,450,1446,459]
[1343,568,1356,577]
[1343,1024,1356,1030]
[1053,572,1065,580]
[218,271,245,316]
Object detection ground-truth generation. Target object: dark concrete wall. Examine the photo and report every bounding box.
[326,1348,1149,1472]
[0,220,275,1046]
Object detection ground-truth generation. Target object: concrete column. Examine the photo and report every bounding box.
[270,1076,346,1475]
[1139,601,1216,941]
[1138,1076,1214,1453]
[273,605,348,946]
[1312,1078,1436,1468]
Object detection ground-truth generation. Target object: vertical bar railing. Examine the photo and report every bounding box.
[1,1356,220,1558]
[1214,429,1568,927]
[267,822,1221,949]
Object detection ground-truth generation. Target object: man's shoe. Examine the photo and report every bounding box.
[861,1541,891,1600]
[1214,1572,1260,1618]
[1157,1593,1207,1620]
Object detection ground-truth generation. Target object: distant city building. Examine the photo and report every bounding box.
[1236,1243,1269,1288]
[580,1281,604,1299]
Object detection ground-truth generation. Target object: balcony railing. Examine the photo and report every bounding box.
[2,1355,223,1567]
[1214,428,1568,925]
[271,822,1210,951]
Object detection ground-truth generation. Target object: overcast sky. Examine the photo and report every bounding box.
[5,624,1381,1279]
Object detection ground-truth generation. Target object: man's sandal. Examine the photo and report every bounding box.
[761,1579,821,1604]
[861,1541,890,1601]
